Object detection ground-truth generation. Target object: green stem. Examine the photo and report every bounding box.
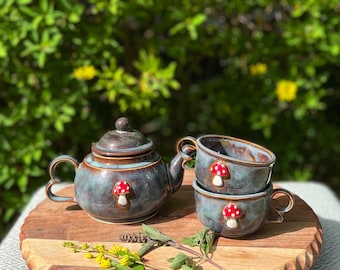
[137,239,159,257]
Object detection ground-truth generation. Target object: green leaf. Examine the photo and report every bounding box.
[294,107,306,120]
[38,52,46,68]
[330,44,339,56]
[4,208,16,223]
[18,0,33,4]
[182,227,208,246]
[69,12,81,23]
[169,21,186,36]
[23,153,32,165]
[141,224,174,243]
[191,13,206,26]
[168,253,193,270]
[4,178,15,190]
[61,105,75,116]
[21,40,40,56]
[18,175,28,192]
[187,24,198,40]
[181,227,215,255]
[32,15,43,29]
[39,0,48,13]
[45,12,55,25]
[204,232,215,254]
[60,0,72,10]
[19,6,39,17]
[54,119,64,132]
[305,65,315,77]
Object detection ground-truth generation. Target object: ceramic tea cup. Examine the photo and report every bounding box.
[177,135,276,195]
[192,179,294,238]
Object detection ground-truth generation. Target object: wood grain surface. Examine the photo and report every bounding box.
[20,171,323,270]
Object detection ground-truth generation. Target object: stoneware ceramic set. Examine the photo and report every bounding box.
[46,117,294,238]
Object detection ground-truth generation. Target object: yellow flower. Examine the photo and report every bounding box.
[95,253,105,263]
[73,65,97,80]
[249,63,267,76]
[275,80,298,102]
[100,258,112,268]
[109,244,128,256]
[84,253,93,259]
[119,254,130,266]
[94,244,107,253]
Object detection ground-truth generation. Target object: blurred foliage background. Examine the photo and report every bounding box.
[0,0,339,239]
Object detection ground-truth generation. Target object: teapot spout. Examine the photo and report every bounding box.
[168,144,194,193]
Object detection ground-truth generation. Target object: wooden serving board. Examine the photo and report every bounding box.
[20,171,322,270]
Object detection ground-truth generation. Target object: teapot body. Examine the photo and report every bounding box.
[46,117,193,223]
[74,152,170,223]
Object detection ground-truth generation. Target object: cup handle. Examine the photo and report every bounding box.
[265,164,274,185]
[45,155,79,202]
[176,136,197,170]
[268,188,295,224]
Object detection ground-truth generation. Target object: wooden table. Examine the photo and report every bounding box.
[20,171,322,270]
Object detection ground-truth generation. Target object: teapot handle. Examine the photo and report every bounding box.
[45,155,79,202]
[176,136,197,169]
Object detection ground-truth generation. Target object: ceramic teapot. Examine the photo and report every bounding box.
[46,117,193,223]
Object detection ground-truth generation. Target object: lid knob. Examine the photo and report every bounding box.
[115,117,129,132]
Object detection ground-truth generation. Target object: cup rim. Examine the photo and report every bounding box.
[196,134,276,167]
[192,179,272,200]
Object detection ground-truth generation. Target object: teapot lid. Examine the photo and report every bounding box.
[92,117,153,157]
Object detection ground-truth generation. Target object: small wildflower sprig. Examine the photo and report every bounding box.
[63,241,144,269]
[63,225,223,270]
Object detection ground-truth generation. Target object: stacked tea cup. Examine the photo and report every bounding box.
[177,135,294,238]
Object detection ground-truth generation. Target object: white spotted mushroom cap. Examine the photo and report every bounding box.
[113,181,130,195]
[223,204,242,218]
[210,161,229,177]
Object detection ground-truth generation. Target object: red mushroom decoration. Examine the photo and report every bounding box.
[113,180,131,206]
[223,204,243,229]
[210,161,230,186]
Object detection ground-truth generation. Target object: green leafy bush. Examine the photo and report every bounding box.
[1,0,339,238]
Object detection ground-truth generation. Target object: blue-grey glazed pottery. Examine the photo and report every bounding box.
[192,179,294,238]
[178,135,276,195]
[46,117,193,223]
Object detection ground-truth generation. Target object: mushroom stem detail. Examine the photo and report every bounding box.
[117,194,128,206]
[212,175,224,187]
[226,218,238,229]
